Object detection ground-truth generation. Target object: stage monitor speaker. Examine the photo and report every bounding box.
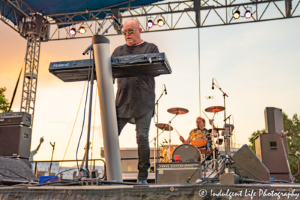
[232,144,270,181]
[254,133,289,181]
[0,125,32,158]
[264,107,284,134]
[0,156,37,185]
[156,162,201,184]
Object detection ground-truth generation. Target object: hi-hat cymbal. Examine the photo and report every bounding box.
[155,123,173,131]
[205,106,225,113]
[167,107,189,115]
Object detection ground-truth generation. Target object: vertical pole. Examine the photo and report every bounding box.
[85,55,95,173]
[92,35,122,182]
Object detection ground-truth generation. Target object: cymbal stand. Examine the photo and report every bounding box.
[223,116,232,156]
[210,112,218,170]
[153,137,157,172]
[166,113,179,162]
[212,80,229,123]
[155,86,167,163]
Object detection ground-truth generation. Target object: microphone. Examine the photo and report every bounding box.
[164,84,167,95]
[112,15,123,28]
[212,78,214,90]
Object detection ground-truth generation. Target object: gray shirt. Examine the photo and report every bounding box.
[112,42,159,119]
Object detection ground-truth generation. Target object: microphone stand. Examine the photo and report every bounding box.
[155,87,166,164]
[213,83,228,120]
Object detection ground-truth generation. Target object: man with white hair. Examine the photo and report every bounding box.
[112,19,159,184]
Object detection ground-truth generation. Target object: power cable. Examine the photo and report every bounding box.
[76,81,90,173]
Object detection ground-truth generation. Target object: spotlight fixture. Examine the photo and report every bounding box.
[233,10,240,19]
[157,19,165,27]
[69,28,76,36]
[78,26,86,34]
[147,19,154,28]
[244,10,252,19]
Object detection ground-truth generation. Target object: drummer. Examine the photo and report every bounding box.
[179,116,218,151]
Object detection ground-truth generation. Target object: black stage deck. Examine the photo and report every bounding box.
[1,183,300,200]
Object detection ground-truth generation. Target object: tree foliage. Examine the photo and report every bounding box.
[248,112,300,181]
[0,87,10,113]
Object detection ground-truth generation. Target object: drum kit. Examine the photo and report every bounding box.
[152,105,226,169]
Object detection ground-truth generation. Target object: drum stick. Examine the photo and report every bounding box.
[202,110,210,120]
[173,127,181,137]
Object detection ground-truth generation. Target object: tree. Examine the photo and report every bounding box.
[0,87,10,113]
[248,129,266,151]
[248,112,300,180]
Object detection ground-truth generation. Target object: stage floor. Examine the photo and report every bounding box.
[1,182,300,200]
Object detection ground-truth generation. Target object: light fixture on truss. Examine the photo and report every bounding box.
[69,28,76,36]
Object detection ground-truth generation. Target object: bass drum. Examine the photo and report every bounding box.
[172,144,201,162]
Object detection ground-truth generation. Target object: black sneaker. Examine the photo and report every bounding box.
[137,178,148,184]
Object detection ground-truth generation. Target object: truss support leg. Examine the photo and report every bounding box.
[20,35,41,126]
[194,0,201,27]
[285,0,292,17]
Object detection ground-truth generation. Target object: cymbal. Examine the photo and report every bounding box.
[167,107,189,115]
[155,123,173,131]
[205,106,225,113]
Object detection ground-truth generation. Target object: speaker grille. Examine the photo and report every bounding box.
[156,162,201,184]
[0,156,37,184]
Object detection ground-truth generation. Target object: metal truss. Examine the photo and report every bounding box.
[1,0,299,40]
[43,0,298,40]
[0,0,35,33]
[20,35,41,125]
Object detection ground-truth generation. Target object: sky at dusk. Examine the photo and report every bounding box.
[0,15,300,164]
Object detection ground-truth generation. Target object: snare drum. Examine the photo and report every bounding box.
[190,129,208,147]
[172,144,201,162]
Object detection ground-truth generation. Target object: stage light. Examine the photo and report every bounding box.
[233,10,240,19]
[78,26,86,34]
[147,20,154,28]
[244,10,252,19]
[157,19,165,27]
[69,28,76,36]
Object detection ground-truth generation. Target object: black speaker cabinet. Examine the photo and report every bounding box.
[232,144,270,181]
[0,125,32,158]
[0,112,31,127]
[0,156,37,185]
[264,107,284,134]
[254,133,289,181]
[156,162,201,184]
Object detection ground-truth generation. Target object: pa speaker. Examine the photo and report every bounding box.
[264,107,284,134]
[254,133,289,181]
[0,156,37,185]
[156,162,201,184]
[232,144,270,181]
[0,125,32,158]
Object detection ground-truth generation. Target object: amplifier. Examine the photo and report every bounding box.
[0,112,31,127]
[0,125,32,158]
[156,162,201,184]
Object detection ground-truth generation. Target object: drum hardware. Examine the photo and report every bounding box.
[163,107,189,162]
[155,84,168,164]
[153,137,157,172]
